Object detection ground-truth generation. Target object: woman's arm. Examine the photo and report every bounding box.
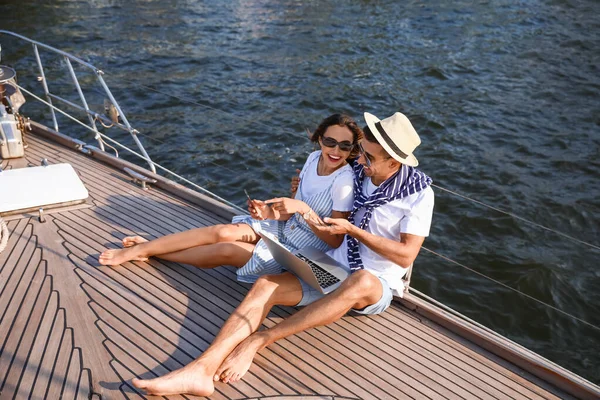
[248,199,294,221]
[264,197,350,248]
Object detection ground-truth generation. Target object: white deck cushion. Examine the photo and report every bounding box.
[0,163,89,213]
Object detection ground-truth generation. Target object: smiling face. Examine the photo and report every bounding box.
[357,139,400,185]
[319,125,355,170]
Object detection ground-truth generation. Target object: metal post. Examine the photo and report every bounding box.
[64,57,105,151]
[33,44,59,132]
[96,73,156,173]
[404,263,414,293]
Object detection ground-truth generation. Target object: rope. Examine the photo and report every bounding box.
[0,216,8,254]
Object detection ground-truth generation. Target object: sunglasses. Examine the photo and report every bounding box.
[357,142,372,167]
[321,136,354,152]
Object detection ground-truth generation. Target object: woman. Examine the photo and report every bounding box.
[99,114,362,281]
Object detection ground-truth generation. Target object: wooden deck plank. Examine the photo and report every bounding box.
[0,221,35,299]
[382,308,561,399]
[0,129,582,399]
[29,309,66,399]
[0,270,50,398]
[0,248,43,367]
[76,369,93,400]
[301,320,477,399]
[262,324,433,399]
[0,219,31,273]
[25,137,226,228]
[45,328,73,400]
[36,215,124,398]
[14,291,59,400]
[57,211,287,398]
[63,348,83,399]
[324,318,496,398]
[101,340,193,400]
[331,313,515,399]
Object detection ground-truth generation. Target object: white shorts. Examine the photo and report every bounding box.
[296,275,393,315]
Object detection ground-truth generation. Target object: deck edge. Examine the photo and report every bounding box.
[398,292,600,400]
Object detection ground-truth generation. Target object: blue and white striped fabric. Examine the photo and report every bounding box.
[346,162,432,271]
[235,152,353,283]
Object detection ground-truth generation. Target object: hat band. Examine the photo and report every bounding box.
[375,121,408,159]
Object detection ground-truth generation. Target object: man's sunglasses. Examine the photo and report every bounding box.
[357,142,372,167]
[321,136,354,152]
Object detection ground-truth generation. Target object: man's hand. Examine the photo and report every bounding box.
[311,217,355,236]
[264,197,307,215]
[290,169,301,195]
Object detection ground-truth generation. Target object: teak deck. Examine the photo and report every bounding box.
[0,131,587,399]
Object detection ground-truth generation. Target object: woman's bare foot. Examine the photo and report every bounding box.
[132,362,215,396]
[99,247,148,266]
[122,235,148,248]
[216,334,264,384]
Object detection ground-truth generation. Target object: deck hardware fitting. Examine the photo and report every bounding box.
[41,158,48,166]
[38,208,45,223]
[124,166,157,190]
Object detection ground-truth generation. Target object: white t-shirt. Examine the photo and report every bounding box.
[327,176,435,296]
[296,151,354,212]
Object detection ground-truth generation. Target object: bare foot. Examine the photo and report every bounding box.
[132,363,215,396]
[216,334,264,384]
[122,235,148,248]
[98,247,148,266]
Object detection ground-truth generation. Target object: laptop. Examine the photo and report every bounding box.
[259,232,349,294]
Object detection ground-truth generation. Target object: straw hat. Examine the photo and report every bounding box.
[364,111,421,167]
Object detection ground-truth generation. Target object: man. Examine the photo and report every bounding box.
[132,111,435,396]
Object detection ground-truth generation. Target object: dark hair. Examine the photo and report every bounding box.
[310,114,363,160]
[362,124,393,161]
[362,125,377,143]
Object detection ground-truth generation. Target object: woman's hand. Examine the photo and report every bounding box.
[290,169,301,195]
[264,197,307,215]
[248,199,270,220]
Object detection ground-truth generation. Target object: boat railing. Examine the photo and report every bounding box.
[0,30,246,213]
[2,30,598,338]
[0,30,156,173]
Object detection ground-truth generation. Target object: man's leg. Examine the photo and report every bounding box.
[217,269,383,383]
[132,272,303,396]
[99,223,258,266]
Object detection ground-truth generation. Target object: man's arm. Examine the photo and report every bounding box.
[348,225,424,267]
[317,217,425,267]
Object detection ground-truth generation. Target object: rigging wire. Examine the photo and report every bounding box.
[421,246,600,332]
[107,83,600,329]
[17,86,247,214]
[118,78,600,251]
[23,76,599,329]
[432,184,600,251]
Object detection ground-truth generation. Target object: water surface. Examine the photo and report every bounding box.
[2,0,599,384]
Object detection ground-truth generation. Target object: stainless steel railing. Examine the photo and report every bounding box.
[0,30,156,173]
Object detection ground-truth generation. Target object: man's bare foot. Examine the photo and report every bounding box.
[216,334,264,384]
[132,363,215,396]
[122,235,148,248]
[98,247,148,266]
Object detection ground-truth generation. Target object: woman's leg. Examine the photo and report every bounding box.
[99,223,259,266]
[150,241,257,269]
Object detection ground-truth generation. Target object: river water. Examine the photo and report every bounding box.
[2,0,599,385]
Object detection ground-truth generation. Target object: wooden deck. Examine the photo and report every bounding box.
[0,131,583,399]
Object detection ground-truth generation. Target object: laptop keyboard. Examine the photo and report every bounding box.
[296,254,340,288]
